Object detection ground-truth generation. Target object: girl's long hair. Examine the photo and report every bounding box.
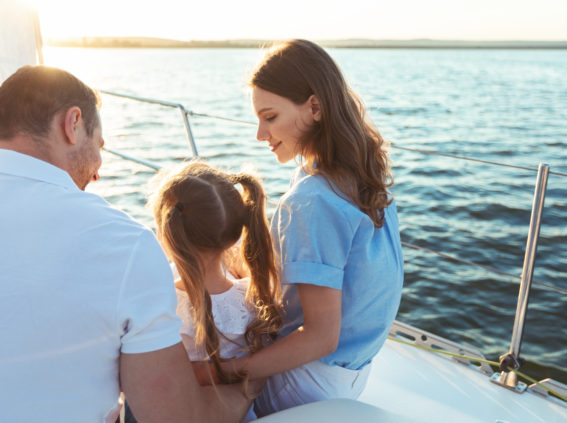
[250,39,393,227]
[152,162,281,383]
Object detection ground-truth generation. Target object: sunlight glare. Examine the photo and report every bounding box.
[29,0,567,42]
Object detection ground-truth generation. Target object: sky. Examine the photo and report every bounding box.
[23,0,567,41]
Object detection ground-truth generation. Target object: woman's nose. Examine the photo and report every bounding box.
[256,124,268,142]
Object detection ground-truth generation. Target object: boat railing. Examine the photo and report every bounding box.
[100,90,199,158]
[98,90,567,294]
[98,90,566,394]
[492,163,549,393]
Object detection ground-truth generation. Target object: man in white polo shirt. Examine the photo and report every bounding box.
[0,66,253,422]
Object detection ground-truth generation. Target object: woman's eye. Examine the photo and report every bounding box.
[266,115,276,122]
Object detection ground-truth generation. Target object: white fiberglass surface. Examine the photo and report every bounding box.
[359,339,567,423]
[256,398,418,423]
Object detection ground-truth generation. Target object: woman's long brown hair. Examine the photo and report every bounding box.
[152,162,281,383]
[250,39,393,227]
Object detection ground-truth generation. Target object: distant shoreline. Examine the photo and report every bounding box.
[46,37,567,49]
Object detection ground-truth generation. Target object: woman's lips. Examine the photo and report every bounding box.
[270,141,282,152]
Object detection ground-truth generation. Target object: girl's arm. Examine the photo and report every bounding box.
[223,283,342,380]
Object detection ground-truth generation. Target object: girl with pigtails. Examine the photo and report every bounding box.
[151,162,281,420]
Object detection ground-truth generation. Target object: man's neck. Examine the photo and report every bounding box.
[0,134,59,168]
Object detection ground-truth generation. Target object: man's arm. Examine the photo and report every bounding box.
[120,342,253,423]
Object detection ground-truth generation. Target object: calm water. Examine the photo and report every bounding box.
[44,47,567,383]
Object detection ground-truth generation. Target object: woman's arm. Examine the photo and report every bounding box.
[221,283,342,380]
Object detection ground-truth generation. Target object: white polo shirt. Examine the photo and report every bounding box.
[0,149,182,422]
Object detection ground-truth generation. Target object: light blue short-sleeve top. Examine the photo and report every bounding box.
[271,167,404,370]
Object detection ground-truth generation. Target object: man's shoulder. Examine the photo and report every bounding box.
[73,190,147,230]
[56,190,154,248]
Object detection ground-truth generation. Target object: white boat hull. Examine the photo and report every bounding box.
[258,328,567,422]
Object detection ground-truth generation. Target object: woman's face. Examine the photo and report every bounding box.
[252,87,319,164]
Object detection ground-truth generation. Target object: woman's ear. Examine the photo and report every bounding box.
[308,95,321,122]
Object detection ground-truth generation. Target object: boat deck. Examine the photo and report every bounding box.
[360,336,567,422]
[258,333,567,422]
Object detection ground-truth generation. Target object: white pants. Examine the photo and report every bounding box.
[254,360,371,417]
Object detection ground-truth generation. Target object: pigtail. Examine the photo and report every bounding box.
[231,173,282,352]
[162,204,209,352]
[162,201,246,384]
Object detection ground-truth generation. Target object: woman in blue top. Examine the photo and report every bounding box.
[222,39,404,416]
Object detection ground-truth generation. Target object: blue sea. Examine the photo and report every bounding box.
[44,46,567,383]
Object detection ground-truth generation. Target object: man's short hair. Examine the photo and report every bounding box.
[0,66,101,140]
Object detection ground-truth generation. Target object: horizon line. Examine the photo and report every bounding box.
[45,37,567,50]
[46,36,567,43]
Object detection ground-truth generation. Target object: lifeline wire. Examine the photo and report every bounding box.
[100,90,567,178]
[386,335,567,403]
[390,145,567,178]
[184,110,567,178]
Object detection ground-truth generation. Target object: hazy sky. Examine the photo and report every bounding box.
[28,0,567,41]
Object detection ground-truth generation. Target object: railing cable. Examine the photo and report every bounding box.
[391,145,567,178]
[97,91,567,297]
[402,241,567,296]
[99,90,567,178]
[102,147,162,171]
[185,111,567,178]
[186,111,256,125]
[99,90,199,157]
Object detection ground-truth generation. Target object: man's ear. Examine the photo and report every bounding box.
[63,107,82,145]
[309,94,321,122]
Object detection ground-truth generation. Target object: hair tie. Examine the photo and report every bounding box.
[175,202,185,213]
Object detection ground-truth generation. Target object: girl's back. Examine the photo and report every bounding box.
[152,162,281,383]
[176,277,253,360]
